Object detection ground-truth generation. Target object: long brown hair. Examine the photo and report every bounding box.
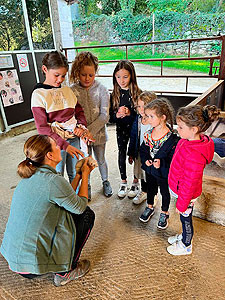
[70,51,99,84]
[42,51,68,72]
[111,60,142,110]
[145,97,175,130]
[17,135,52,178]
[176,104,220,133]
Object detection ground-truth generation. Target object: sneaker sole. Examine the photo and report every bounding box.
[133,197,147,205]
[157,221,169,229]
[128,195,137,199]
[167,247,192,256]
[104,192,113,197]
[54,262,90,287]
[139,211,155,223]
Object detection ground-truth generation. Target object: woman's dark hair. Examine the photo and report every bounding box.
[42,51,69,72]
[70,51,99,84]
[111,60,142,110]
[145,97,175,130]
[176,104,220,133]
[17,135,52,178]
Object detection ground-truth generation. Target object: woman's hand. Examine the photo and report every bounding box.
[66,145,84,159]
[81,158,96,175]
[153,159,160,169]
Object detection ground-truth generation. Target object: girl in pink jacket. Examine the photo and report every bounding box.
[167,104,220,256]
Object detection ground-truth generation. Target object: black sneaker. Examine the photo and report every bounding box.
[139,207,155,223]
[157,213,169,229]
[103,180,113,197]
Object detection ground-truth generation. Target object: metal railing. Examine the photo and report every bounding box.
[63,36,225,95]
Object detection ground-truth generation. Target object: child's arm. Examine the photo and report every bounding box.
[75,101,87,128]
[31,96,69,150]
[176,152,204,212]
[127,116,138,161]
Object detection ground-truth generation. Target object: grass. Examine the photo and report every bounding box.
[74,41,220,74]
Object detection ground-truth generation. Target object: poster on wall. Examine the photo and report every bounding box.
[16,54,30,72]
[0,69,24,107]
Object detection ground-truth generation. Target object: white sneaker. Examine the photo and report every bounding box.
[168,233,182,245]
[213,152,225,168]
[167,240,192,256]
[128,182,139,198]
[117,183,128,198]
[132,191,147,205]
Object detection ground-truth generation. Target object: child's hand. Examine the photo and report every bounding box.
[81,131,96,145]
[128,156,134,165]
[153,159,160,169]
[74,127,86,137]
[145,160,153,166]
[176,208,181,214]
[66,145,84,159]
[117,106,130,118]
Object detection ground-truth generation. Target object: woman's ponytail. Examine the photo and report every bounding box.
[17,135,52,178]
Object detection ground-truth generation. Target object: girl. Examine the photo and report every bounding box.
[70,51,112,200]
[110,60,142,198]
[127,91,157,204]
[0,134,95,287]
[167,105,220,256]
[31,51,92,183]
[140,98,179,228]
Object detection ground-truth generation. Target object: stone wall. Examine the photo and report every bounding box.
[193,177,225,226]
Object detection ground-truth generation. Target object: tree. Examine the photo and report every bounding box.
[146,0,189,13]
[118,0,136,12]
[0,0,53,51]
[101,0,121,15]
[0,0,27,51]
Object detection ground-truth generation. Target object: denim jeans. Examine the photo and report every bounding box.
[56,137,81,183]
[88,143,108,182]
[213,138,225,157]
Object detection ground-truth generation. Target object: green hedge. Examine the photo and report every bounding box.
[73,11,225,43]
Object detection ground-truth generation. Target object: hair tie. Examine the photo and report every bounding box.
[25,157,41,167]
[26,157,32,164]
[202,109,209,122]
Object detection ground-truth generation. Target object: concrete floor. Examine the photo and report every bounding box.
[0,126,225,300]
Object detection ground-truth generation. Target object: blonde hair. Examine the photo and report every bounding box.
[176,104,220,133]
[145,97,175,129]
[70,51,99,84]
[138,91,157,105]
[111,60,142,110]
[17,135,52,178]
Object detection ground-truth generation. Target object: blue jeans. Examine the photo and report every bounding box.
[213,138,225,157]
[88,143,108,183]
[56,137,81,183]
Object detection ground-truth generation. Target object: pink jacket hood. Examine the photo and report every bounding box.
[168,134,214,212]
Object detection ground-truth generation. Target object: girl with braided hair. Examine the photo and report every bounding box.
[167,104,220,256]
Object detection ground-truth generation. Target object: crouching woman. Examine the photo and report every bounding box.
[0,134,95,287]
